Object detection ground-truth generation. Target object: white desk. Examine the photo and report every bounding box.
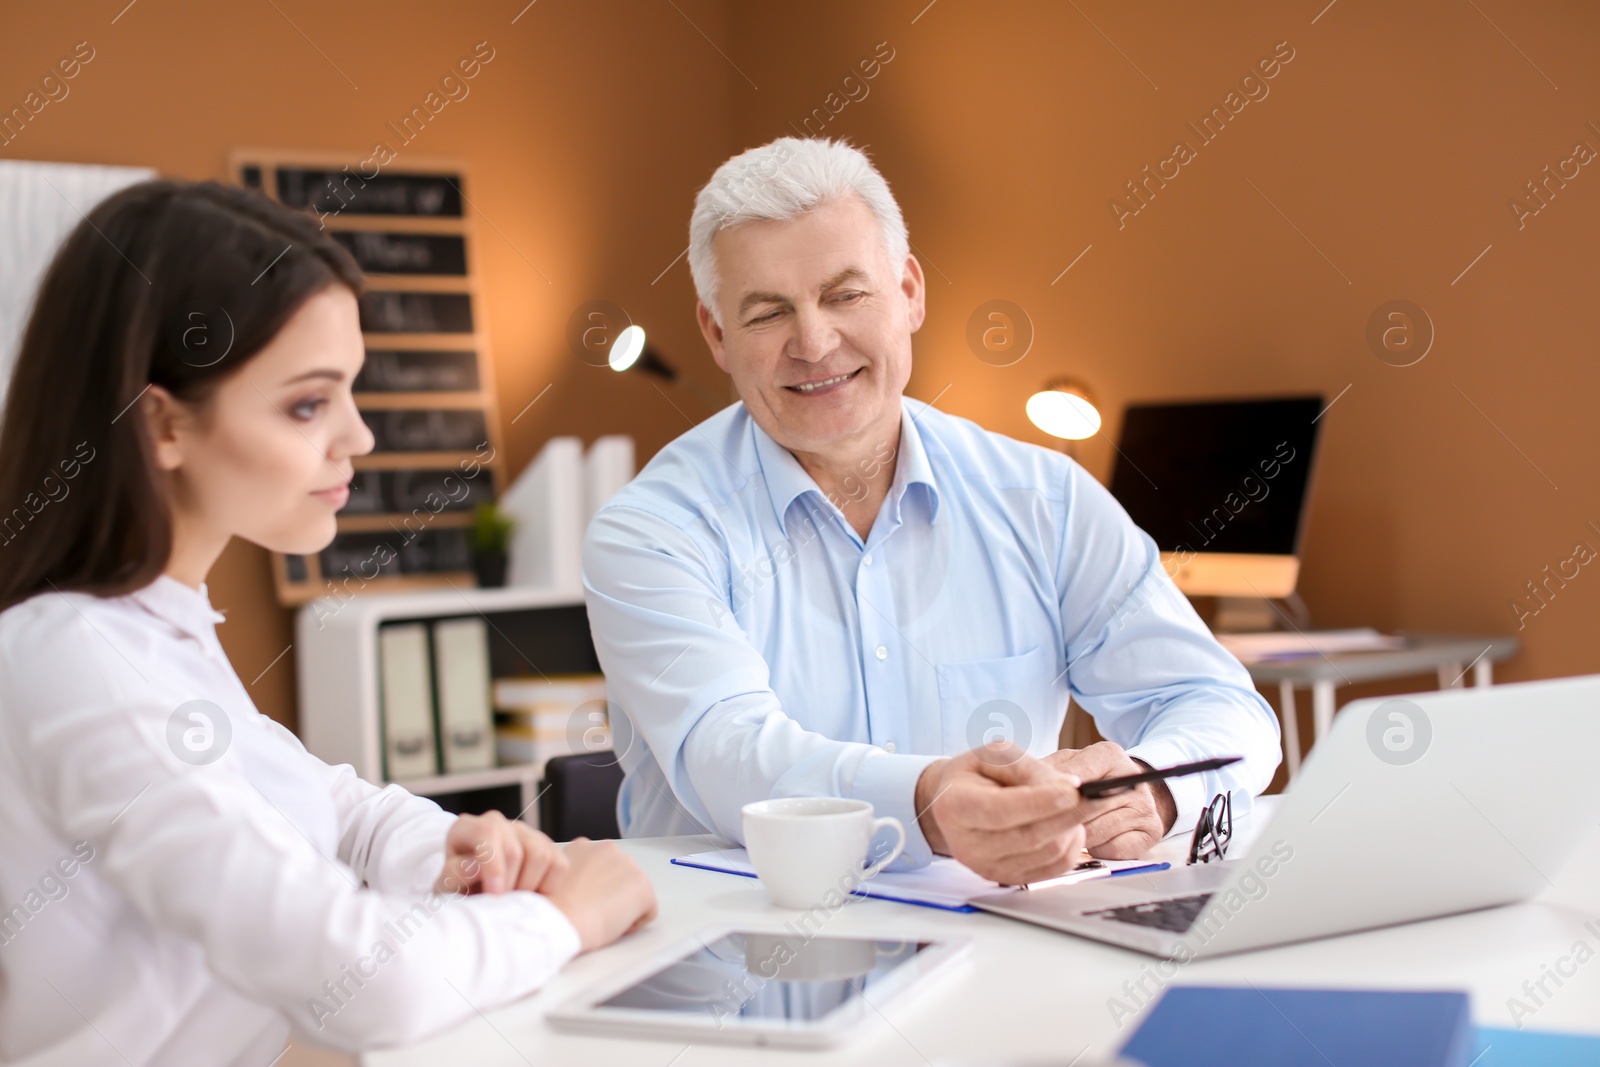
[1243,634,1521,780]
[364,801,1600,1065]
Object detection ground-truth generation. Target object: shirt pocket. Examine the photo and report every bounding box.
[935,643,1064,756]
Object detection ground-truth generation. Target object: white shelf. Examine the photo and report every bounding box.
[303,581,585,628]
[295,582,588,825]
[395,763,542,799]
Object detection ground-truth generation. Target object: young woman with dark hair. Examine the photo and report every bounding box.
[0,179,655,1066]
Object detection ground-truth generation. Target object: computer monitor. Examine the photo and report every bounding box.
[1107,395,1323,599]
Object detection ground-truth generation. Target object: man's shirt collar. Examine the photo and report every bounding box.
[749,397,942,533]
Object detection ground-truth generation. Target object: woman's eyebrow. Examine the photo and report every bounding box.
[280,368,345,385]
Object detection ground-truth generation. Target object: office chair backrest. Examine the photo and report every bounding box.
[538,752,625,841]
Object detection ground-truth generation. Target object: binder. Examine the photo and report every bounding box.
[431,618,495,774]
[1471,1026,1600,1066]
[378,623,438,780]
[1118,986,1474,1067]
[499,435,636,592]
[583,434,636,526]
[502,435,584,591]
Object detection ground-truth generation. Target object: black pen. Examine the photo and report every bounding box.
[1077,755,1243,799]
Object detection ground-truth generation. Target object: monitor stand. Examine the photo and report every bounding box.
[1211,592,1312,634]
[1213,596,1277,633]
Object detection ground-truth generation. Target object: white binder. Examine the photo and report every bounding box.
[431,618,495,774]
[583,434,636,527]
[378,623,438,780]
[501,435,636,592]
[502,435,584,591]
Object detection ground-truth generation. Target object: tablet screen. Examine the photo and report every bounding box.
[597,932,934,1024]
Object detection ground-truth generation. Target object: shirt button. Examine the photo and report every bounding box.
[863,553,873,565]
[883,741,897,753]
[875,645,888,660]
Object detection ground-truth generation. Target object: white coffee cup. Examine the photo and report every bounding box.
[741,797,906,910]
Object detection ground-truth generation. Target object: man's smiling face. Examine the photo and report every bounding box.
[696,195,926,461]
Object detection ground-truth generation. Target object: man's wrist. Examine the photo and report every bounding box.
[914,759,951,856]
[1150,780,1178,834]
[1131,758,1179,834]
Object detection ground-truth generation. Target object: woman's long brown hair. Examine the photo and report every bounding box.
[0,179,363,612]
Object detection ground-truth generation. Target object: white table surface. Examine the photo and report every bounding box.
[362,799,1600,1065]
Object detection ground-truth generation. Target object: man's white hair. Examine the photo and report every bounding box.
[688,137,909,323]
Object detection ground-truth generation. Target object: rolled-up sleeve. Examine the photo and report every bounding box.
[583,505,943,866]
[1052,462,1283,839]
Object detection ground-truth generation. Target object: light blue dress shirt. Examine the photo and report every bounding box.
[581,395,1282,867]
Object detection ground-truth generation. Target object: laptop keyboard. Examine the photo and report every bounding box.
[1084,892,1214,933]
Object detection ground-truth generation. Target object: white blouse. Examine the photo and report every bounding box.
[0,576,581,1066]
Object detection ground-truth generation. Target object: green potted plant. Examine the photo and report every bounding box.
[469,501,514,588]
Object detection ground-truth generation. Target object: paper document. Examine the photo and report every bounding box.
[671,847,1170,912]
[1218,627,1408,663]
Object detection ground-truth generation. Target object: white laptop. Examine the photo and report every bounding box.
[969,674,1600,958]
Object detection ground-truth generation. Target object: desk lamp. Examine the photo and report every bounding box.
[609,325,721,409]
[1026,378,1101,457]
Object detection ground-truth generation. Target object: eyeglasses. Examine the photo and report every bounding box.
[1187,791,1232,865]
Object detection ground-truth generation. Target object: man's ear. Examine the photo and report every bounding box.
[901,254,927,334]
[141,385,189,473]
[696,301,730,374]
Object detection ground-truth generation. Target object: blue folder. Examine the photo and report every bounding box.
[1118,986,1475,1067]
[1471,1026,1600,1066]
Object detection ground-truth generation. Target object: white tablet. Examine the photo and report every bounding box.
[546,925,972,1048]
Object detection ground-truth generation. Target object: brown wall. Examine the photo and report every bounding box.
[724,0,1600,691]
[2,0,735,728]
[5,2,1597,735]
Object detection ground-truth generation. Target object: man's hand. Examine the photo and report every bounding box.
[434,810,568,896]
[1045,742,1177,859]
[914,742,1092,885]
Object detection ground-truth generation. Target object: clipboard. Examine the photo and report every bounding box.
[671,847,1171,913]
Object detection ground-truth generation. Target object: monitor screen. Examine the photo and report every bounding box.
[1107,396,1323,557]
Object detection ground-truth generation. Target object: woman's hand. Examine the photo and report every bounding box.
[430,815,657,952]
[433,810,569,896]
[538,838,658,951]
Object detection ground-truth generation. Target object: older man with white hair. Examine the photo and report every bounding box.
[581,137,1281,884]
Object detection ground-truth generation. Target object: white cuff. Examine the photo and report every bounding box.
[849,750,943,870]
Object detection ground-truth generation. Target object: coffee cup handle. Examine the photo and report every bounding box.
[860,816,907,880]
